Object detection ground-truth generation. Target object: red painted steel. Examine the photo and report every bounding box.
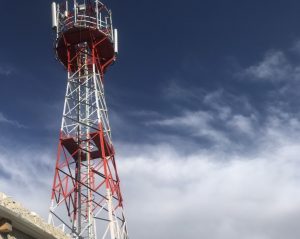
[49,1,128,238]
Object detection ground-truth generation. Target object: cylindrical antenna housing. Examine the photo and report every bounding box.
[51,2,57,29]
[114,29,118,53]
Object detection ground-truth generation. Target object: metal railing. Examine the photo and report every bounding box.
[59,14,112,38]
[56,1,114,41]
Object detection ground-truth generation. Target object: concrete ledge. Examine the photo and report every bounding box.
[0,193,70,239]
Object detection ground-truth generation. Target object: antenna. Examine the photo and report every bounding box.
[114,29,119,53]
[51,2,57,29]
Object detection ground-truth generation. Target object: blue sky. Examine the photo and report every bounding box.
[1,0,300,238]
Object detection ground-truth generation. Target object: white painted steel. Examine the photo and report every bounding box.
[49,49,128,239]
[53,0,115,43]
[51,2,57,29]
[114,29,118,53]
[49,1,127,239]
[107,189,116,239]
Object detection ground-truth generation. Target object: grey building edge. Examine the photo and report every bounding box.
[0,193,70,239]
[0,204,57,239]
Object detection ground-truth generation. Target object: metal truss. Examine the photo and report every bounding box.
[48,2,128,237]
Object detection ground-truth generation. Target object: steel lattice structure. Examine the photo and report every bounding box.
[48,1,128,238]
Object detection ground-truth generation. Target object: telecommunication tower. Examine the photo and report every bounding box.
[48,1,129,238]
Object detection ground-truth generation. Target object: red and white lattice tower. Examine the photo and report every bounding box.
[48,1,129,238]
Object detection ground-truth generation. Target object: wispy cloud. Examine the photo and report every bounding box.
[149,109,230,145]
[115,81,300,238]
[239,50,300,82]
[117,121,300,239]
[0,112,26,128]
[0,144,54,217]
[0,65,15,76]
[243,51,293,81]
[163,80,205,102]
[147,87,260,149]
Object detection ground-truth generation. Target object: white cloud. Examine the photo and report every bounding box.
[147,88,260,146]
[149,109,230,144]
[116,130,300,239]
[0,112,26,128]
[1,102,300,239]
[228,114,256,135]
[241,50,300,82]
[0,145,54,217]
[2,119,300,239]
